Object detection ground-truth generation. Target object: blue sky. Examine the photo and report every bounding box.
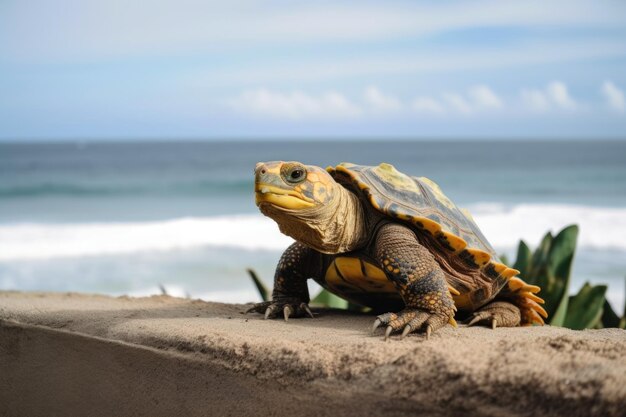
[1,0,626,140]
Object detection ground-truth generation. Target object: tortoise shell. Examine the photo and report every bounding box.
[327,162,520,285]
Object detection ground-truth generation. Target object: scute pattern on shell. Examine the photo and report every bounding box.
[328,162,518,279]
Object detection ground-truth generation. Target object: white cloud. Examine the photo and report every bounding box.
[364,86,402,113]
[231,82,615,121]
[601,81,625,112]
[521,81,577,112]
[412,97,445,114]
[547,81,577,110]
[443,93,473,114]
[468,85,503,109]
[429,85,503,115]
[229,88,361,119]
[520,89,551,112]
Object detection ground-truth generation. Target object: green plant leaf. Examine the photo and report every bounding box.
[547,225,579,326]
[531,232,553,272]
[526,232,553,308]
[311,289,348,309]
[601,298,621,328]
[246,268,270,302]
[347,302,368,313]
[549,282,569,327]
[548,225,579,282]
[513,240,532,279]
[563,282,607,330]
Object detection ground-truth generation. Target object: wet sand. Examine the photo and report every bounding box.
[1,291,625,417]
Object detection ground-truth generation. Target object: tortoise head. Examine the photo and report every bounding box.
[254,161,338,210]
[254,161,367,254]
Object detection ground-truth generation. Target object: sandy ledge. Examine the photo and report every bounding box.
[1,291,625,417]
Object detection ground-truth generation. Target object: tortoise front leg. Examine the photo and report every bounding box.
[372,223,457,340]
[246,242,321,320]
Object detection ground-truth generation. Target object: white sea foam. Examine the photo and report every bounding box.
[468,202,626,251]
[124,285,264,304]
[123,281,324,305]
[0,215,293,261]
[1,203,625,261]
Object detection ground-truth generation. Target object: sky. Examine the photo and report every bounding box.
[1,0,626,140]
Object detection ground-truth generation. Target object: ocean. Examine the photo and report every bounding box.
[1,140,625,311]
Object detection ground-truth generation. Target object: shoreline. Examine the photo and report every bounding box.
[1,291,625,417]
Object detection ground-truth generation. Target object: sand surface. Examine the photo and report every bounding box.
[1,291,625,417]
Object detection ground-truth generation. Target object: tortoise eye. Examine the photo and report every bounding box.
[290,169,304,180]
[284,166,307,184]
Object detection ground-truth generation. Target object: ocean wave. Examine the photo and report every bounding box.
[1,203,625,261]
[0,216,292,261]
[124,285,265,304]
[467,202,626,252]
[123,281,323,304]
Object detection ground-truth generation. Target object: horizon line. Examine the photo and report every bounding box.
[1,136,626,145]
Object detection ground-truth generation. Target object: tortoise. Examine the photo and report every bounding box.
[248,161,546,339]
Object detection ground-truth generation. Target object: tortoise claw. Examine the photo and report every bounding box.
[264,305,276,320]
[467,314,496,329]
[247,299,314,321]
[467,314,484,327]
[372,308,451,340]
[401,325,412,339]
[301,303,315,319]
[372,318,382,333]
[384,326,393,341]
[244,301,271,315]
[466,301,521,328]
[283,305,293,321]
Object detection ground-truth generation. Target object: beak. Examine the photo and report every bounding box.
[254,162,315,209]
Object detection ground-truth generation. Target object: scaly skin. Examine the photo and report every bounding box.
[246,242,320,320]
[465,301,522,328]
[371,223,456,339]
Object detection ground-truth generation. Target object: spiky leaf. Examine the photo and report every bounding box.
[549,285,569,327]
[311,289,348,309]
[513,240,532,278]
[524,233,552,296]
[547,226,579,326]
[601,298,621,328]
[347,302,369,313]
[531,232,553,271]
[246,268,270,302]
[548,225,579,283]
[563,283,607,330]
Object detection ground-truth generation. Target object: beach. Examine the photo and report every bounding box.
[1,140,626,311]
[4,2,626,416]
[2,291,625,417]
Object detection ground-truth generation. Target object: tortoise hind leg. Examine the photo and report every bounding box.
[467,276,549,328]
[465,301,521,328]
